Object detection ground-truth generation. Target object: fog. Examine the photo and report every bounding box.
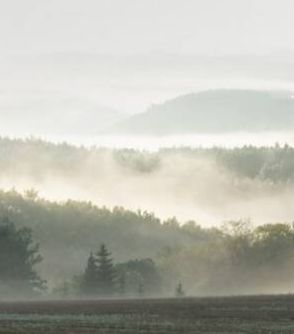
[0,140,293,226]
[1,0,294,300]
[39,132,294,150]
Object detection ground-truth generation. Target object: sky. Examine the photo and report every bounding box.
[0,0,293,56]
[1,0,294,136]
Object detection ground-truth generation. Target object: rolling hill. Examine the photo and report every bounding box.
[110,90,294,135]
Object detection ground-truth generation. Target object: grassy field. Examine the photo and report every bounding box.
[0,295,294,333]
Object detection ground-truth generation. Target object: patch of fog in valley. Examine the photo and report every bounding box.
[0,136,293,226]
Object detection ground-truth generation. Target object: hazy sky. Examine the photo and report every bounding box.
[0,0,293,56]
[1,0,294,135]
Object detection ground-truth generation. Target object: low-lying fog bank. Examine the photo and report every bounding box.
[0,137,293,225]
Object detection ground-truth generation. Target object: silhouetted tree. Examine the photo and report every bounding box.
[0,217,45,295]
[115,258,161,296]
[81,252,98,295]
[96,244,115,296]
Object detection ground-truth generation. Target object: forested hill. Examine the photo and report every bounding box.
[110,90,294,135]
[0,190,217,283]
[0,137,294,184]
[3,190,294,296]
[1,139,294,294]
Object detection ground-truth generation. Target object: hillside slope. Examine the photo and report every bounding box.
[111,90,294,135]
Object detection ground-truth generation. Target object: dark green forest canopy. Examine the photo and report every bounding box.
[0,137,294,182]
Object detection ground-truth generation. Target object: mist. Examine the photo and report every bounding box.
[0,138,293,226]
[1,0,294,306]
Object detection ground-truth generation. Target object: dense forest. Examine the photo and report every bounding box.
[1,190,294,298]
[1,138,294,298]
[0,189,218,285]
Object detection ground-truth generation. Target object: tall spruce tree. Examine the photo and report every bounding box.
[96,244,115,296]
[81,252,98,295]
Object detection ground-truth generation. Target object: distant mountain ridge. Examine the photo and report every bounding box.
[109,90,294,135]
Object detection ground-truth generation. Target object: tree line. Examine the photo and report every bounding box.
[1,137,294,183]
[3,214,294,298]
[78,245,162,297]
[0,217,164,298]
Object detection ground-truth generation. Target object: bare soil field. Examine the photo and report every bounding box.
[0,295,294,333]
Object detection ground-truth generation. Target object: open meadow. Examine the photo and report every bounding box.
[0,295,294,333]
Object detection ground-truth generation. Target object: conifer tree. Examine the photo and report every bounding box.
[81,252,98,295]
[96,244,115,296]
